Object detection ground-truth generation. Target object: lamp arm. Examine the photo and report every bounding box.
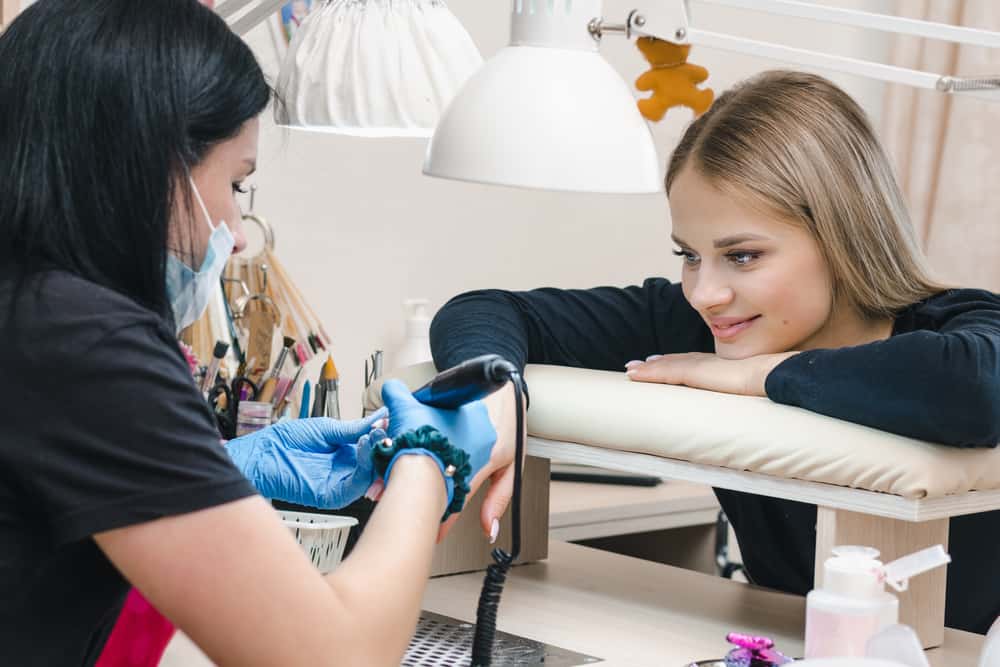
[612,0,1000,101]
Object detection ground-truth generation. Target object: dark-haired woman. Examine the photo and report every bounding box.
[0,1,513,665]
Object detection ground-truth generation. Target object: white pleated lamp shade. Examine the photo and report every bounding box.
[423,0,662,193]
[275,0,483,138]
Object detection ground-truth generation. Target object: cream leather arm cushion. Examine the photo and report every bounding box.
[364,363,1000,500]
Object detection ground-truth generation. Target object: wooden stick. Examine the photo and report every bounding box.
[265,249,331,344]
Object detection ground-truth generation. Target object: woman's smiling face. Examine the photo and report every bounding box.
[669,165,836,359]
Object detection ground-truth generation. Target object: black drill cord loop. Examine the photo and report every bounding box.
[471,372,524,666]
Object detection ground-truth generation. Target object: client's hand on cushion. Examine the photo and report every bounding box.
[625,352,797,396]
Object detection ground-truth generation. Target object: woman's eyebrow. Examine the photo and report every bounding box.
[670,233,769,248]
[713,233,768,248]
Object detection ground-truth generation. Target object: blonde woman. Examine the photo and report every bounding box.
[430,71,1000,634]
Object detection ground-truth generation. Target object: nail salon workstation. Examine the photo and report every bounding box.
[131,1,1000,665]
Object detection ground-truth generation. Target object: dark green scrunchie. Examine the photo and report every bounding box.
[372,425,473,521]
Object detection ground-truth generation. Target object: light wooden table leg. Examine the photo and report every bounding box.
[815,507,949,649]
[430,456,550,577]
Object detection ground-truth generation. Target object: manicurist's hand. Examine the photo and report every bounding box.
[380,379,518,543]
[224,409,388,509]
[625,352,798,396]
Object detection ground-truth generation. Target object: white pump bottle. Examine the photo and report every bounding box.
[392,298,433,371]
[804,545,950,659]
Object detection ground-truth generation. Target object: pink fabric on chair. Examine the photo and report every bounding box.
[96,589,175,667]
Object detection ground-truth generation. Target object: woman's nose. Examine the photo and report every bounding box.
[687,270,734,312]
[231,231,247,255]
[229,212,248,255]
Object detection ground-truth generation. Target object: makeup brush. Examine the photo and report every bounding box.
[311,364,327,418]
[321,355,340,420]
[269,336,295,381]
[200,340,230,397]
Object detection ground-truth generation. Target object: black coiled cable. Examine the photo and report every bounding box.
[470,372,525,666]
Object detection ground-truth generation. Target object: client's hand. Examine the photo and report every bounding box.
[381,379,516,542]
[224,409,388,509]
[624,352,797,396]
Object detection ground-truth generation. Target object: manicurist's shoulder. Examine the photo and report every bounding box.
[897,288,1000,334]
[0,269,172,366]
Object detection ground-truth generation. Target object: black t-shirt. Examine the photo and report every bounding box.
[430,279,1000,634]
[0,270,257,666]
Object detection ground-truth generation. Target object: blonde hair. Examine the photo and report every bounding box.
[665,70,948,319]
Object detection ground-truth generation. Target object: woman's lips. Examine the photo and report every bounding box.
[710,315,761,341]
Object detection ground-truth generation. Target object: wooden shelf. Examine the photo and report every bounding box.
[549,478,719,541]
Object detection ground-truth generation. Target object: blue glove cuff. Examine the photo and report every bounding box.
[373,426,472,522]
[383,449,455,508]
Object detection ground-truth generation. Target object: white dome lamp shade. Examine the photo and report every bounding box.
[275,0,484,138]
[423,0,662,194]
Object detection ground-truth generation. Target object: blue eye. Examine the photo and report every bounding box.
[672,248,699,265]
[726,250,762,266]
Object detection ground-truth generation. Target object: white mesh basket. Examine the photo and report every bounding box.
[279,510,357,575]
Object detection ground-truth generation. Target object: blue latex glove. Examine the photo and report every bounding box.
[380,379,497,499]
[224,408,387,509]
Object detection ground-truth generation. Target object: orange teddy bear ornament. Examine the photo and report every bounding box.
[635,37,714,121]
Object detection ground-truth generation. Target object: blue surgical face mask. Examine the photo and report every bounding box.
[166,178,235,333]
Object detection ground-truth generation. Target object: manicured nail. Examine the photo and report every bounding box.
[625,360,642,369]
[489,518,500,544]
[363,479,385,501]
[645,354,663,362]
[626,370,636,379]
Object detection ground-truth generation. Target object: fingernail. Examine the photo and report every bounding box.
[489,518,500,544]
[626,370,636,379]
[364,479,385,501]
[645,354,663,362]
[625,360,642,369]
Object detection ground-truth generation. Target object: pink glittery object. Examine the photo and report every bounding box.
[724,632,793,666]
[726,633,774,651]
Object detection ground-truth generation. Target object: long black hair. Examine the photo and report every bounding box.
[0,0,270,320]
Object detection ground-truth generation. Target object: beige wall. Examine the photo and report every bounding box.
[241,0,892,417]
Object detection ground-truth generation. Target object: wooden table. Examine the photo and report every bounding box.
[162,540,983,666]
[423,541,984,667]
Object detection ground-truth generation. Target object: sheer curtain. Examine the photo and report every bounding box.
[881,1,1000,291]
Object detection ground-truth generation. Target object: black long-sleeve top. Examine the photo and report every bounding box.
[430,279,1000,633]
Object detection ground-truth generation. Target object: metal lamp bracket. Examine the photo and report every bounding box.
[592,1,692,44]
